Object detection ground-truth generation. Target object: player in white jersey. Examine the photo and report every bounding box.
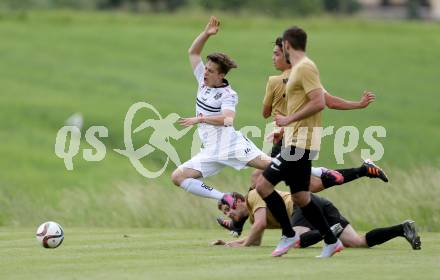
[171,16,270,206]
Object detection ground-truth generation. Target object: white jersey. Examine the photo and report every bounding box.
[193,61,239,148]
[179,61,268,178]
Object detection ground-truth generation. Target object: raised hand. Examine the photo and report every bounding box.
[204,16,220,36]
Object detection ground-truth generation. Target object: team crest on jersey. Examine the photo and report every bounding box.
[214,92,223,100]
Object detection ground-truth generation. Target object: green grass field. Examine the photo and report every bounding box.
[1,228,438,280]
[0,11,439,229]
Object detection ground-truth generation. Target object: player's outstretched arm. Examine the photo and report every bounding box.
[178,110,235,127]
[325,90,375,110]
[213,208,266,248]
[188,16,220,70]
[241,208,267,246]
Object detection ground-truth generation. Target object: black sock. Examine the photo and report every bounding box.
[365,224,404,247]
[321,167,364,189]
[299,230,323,248]
[338,167,366,182]
[338,168,361,182]
[301,200,337,244]
[263,191,295,237]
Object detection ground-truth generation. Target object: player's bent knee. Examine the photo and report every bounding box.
[171,169,184,186]
[255,176,272,198]
[255,185,262,195]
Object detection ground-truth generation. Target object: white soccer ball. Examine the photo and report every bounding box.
[35,221,64,248]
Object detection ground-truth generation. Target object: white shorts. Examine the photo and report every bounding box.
[180,135,268,178]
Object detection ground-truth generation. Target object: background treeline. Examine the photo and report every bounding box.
[0,0,361,15]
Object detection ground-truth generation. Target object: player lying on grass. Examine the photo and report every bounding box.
[171,16,388,210]
[220,158,389,237]
[213,189,421,250]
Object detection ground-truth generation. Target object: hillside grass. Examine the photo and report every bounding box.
[0,11,439,228]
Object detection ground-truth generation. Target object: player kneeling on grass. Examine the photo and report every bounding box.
[213,190,421,251]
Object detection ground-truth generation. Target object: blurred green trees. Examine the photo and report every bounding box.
[0,0,361,15]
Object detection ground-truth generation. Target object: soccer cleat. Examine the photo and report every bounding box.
[316,239,344,258]
[271,235,300,257]
[221,193,236,209]
[362,159,389,182]
[321,168,344,185]
[402,220,421,250]
[216,217,242,237]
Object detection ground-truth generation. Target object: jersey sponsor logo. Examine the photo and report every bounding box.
[214,92,223,100]
[244,147,251,154]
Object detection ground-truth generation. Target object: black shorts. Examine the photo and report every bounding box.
[290,195,350,235]
[270,139,282,158]
[262,146,312,193]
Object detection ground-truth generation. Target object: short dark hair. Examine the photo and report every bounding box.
[282,26,307,51]
[274,36,291,65]
[206,52,238,75]
[232,192,245,202]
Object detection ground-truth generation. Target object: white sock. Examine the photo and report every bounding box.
[311,167,325,177]
[180,178,224,200]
